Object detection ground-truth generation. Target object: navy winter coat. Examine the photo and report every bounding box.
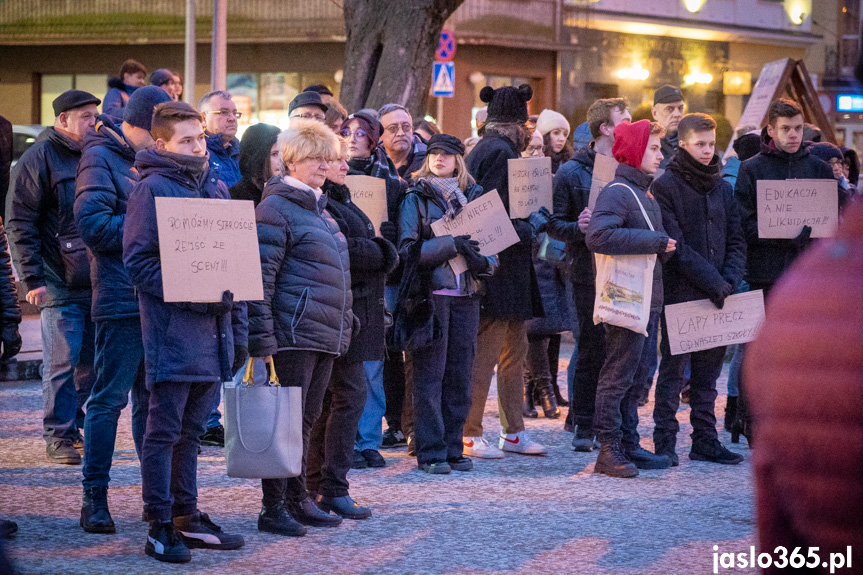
[465,132,543,321]
[547,144,596,285]
[526,246,571,336]
[586,163,671,314]
[248,178,354,358]
[123,149,248,388]
[206,132,242,189]
[103,78,137,124]
[652,149,747,305]
[8,128,91,307]
[74,116,140,321]
[0,219,21,330]
[734,129,835,287]
[324,179,399,362]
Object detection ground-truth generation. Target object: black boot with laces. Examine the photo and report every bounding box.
[81,486,115,534]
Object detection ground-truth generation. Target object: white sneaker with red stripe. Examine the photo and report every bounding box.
[499,430,547,455]
[462,436,504,459]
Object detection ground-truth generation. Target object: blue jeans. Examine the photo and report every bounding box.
[41,301,96,443]
[82,317,150,489]
[355,359,385,451]
[141,380,219,521]
[727,345,742,397]
[207,385,222,429]
[593,311,659,447]
[409,295,479,465]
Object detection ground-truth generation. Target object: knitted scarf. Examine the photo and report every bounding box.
[425,176,468,221]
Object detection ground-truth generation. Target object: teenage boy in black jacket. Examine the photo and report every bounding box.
[651,113,747,467]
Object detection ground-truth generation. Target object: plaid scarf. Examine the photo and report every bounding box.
[425,176,468,221]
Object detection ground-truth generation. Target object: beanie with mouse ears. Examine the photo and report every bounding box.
[612,119,652,169]
[480,83,533,124]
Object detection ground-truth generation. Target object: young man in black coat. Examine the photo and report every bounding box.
[651,113,746,466]
[547,97,631,450]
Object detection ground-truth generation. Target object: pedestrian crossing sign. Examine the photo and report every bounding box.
[432,61,455,98]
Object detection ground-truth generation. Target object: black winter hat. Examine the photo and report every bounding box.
[808,142,843,164]
[427,133,465,156]
[150,68,175,87]
[303,84,334,97]
[654,85,684,105]
[52,90,101,116]
[124,86,173,131]
[289,91,328,115]
[480,84,533,124]
[732,133,761,162]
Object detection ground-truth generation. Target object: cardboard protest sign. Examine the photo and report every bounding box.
[756,179,838,239]
[588,153,618,211]
[507,156,552,218]
[155,197,263,303]
[664,290,765,355]
[344,175,388,234]
[430,189,520,275]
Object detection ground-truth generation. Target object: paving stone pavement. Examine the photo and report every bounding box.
[0,350,756,575]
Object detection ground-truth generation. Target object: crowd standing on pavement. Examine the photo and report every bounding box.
[0,56,858,565]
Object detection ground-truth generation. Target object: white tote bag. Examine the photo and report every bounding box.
[592,183,657,336]
[224,359,303,479]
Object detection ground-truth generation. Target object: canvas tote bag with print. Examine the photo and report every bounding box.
[592,183,657,336]
[224,359,303,479]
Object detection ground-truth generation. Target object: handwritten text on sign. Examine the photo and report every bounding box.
[344,174,388,235]
[155,197,264,303]
[430,189,520,275]
[589,153,619,211]
[507,156,552,218]
[664,290,765,355]
[756,179,838,239]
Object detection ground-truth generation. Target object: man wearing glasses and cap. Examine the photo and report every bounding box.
[288,91,329,123]
[652,85,686,170]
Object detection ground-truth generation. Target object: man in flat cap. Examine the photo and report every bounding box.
[652,85,686,170]
[8,89,100,465]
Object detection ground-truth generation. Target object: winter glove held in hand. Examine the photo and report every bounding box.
[0,325,22,361]
[189,290,234,316]
[792,225,812,250]
[379,221,398,246]
[528,209,550,236]
[453,235,481,256]
[710,282,734,310]
[232,345,248,376]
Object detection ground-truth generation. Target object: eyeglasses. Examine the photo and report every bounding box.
[384,123,412,135]
[293,113,326,121]
[206,109,242,119]
[339,128,368,140]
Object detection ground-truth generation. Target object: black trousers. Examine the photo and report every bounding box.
[307,357,368,497]
[570,282,606,430]
[261,349,334,506]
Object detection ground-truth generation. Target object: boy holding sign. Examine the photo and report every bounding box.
[651,114,747,466]
[124,102,247,563]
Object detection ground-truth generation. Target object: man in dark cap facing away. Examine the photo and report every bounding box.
[8,89,101,465]
[652,85,685,169]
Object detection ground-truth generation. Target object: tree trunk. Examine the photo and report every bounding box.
[340,0,464,117]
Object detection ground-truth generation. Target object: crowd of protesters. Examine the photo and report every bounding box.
[0,54,857,564]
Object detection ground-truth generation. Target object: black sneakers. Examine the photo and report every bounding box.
[315,494,372,520]
[351,449,368,469]
[447,456,473,472]
[594,441,638,478]
[360,449,386,468]
[145,520,191,563]
[286,496,342,528]
[380,427,407,449]
[258,502,307,537]
[690,439,744,465]
[80,486,115,534]
[200,425,225,447]
[624,445,672,470]
[173,511,244,550]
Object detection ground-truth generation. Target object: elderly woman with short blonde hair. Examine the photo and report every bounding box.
[248,119,355,535]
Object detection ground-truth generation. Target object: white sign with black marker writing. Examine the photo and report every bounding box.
[507,156,552,218]
[664,290,766,355]
[155,197,263,303]
[756,179,838,239]
[430,189,520,275]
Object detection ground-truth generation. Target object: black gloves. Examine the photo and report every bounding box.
[528,206,551,236]
[189,290,234,316]
[710,282,734,310]
[792,225,812,251]
[379,221,398,246]
[232,345,249,376]
[0,325,22,361]
[454,235,480,256]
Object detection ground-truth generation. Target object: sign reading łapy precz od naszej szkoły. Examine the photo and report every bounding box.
[507,156,552,219]
[756,179,838,239]
[430,189,520,275]
[155,197,264,303]
[663,291,766,356]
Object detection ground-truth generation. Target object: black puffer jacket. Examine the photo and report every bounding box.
[248,178,354,358]
[398,179,497,295]
[8,127,91,307]
[324,179,398,362]
[547,144,596,285]
[653,149,747,305]
[734,128,835,286]
[0,218,21,330]
[74,116,140,321]
[466,132,542,320]
[229,123,280,207]
[586,163,671,313]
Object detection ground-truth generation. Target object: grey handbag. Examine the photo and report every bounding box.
[224,359,303,479]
